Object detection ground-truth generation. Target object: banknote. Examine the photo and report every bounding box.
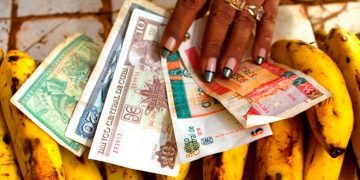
[161,51,272,163]
[65,0,170,146]
[11,34,101,155]
[179,18,331,128]
[89,9,180,176]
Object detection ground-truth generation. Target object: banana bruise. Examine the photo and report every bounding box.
[304,133,344,180]
[60,148,102,180]
[103,163,144,180]
[156,163,191,180]
[271,40,353,158]
[202,144,248,180]
[0,50,65,179]
[255,116,304,180]
[322,28,360,167]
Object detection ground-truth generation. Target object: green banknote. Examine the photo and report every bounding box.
[11,34,101,155]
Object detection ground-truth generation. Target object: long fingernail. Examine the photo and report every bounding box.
[256,48,266,65]
[223,57,236,78]
[162,37,176,57]
[205,58,216,83]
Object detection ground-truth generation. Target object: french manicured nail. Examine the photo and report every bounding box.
[161,37,176,57]
[223,57,236,78]
[161,48,171,58]
[205,57,217,83]
[256,48,266,65]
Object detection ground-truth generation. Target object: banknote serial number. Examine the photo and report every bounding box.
[112,133,123,154]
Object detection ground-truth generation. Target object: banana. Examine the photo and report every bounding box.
[156,163,191,180]
[304,133,344,180]
[322,28,360,167]
[60,147,102,180]
[271,40,353,158]
[103,163,144,180]
[0,51,22,180]
[202,144,248,180]
[255,116,304,180]
[0,50,65,179]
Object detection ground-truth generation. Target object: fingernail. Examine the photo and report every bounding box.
[161,48,171,58]
[164,37,176,51]
[256,48,266,65]
[205,57,217,83]
[205,71,215,83]
[223,57,236,78]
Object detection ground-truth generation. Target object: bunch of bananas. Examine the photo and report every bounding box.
[0,27,359,180]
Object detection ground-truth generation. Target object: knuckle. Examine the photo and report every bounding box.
[234,13,256,28]
[263,12,277,25]
[203,41,222,55]
[178,0,203,11]
[209,6,236,25]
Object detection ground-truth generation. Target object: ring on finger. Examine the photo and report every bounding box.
[225,0,265,21]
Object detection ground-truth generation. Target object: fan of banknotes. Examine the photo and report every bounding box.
[10,0,330,176]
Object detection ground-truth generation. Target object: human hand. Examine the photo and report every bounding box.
[160,0,280,83]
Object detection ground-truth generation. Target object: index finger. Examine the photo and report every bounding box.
[161,0,207,57]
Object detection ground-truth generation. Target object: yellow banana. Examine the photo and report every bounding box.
[322,28,360,167]
[0,50,65,179]
[304,133,344,180]
[156,163,191,180]
[103,163,144,180]
[0,50,22,180]
[202,144,248,180]
[255,116,304,180]
[271,40,353,158]
[60,147,102,180]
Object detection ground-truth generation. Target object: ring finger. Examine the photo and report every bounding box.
[218,0,265,78]
[201,0,237,83]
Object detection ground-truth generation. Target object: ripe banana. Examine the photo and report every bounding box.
[304,133,344,180]
[202,144,248,180]
[156,163,191,180]
[0,49,22,179]
[271,40,353,158]
[322,28,360,167]
[255,116,304,180]
[60,147,102,180]
[103,163,144,180]
[0,50,65,179]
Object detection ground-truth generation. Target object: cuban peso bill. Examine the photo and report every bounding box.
[65,0,169,146]
[179,18,331,128]
[161,52,272,163]
[89,9,180,176]
[11,34,101,156]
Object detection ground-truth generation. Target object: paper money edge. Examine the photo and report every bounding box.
[161,53,273,163]
[244,64,333,127]
[65,0,171,147]
[88,5,180,176]
[11,33,86,156]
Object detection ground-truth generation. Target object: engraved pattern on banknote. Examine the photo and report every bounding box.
[155,141,177,169]
[136,75,167,115]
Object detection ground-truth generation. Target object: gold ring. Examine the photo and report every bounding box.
[225,0,265,21]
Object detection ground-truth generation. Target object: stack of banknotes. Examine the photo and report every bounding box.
[10,0,331,176]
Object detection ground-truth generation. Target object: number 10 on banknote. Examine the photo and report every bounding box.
[89,8,180,176]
